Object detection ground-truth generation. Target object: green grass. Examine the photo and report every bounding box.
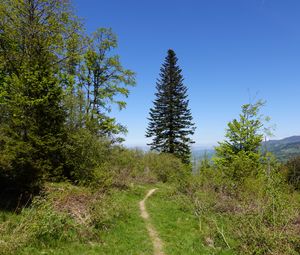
[147,184,235,255]
[0,183,237,255]
[0,183,242,255]
[0,184,153,255]
[95,186,153,255]
[2,177,299,254]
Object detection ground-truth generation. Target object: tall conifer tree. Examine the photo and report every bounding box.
[146,49,195,164]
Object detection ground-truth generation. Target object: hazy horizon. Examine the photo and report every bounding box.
[123,134,300,149]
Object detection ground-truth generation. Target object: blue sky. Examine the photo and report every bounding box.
[73,0,300,147]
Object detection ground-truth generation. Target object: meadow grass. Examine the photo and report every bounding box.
[147,184,235,255]
[1,182,298,254]
[0,184,153,255]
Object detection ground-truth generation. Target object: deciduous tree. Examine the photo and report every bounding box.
[215,100,269,180]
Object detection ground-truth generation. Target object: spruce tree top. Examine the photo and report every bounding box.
[146,49,195,164]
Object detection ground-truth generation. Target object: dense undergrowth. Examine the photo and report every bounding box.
[180,167,300,255]
[0,146,187,254]
[1,146,300,255]
[1,142,300,255]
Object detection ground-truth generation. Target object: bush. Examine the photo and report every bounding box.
[285,156,300,190]
[0,197,93,255]
[143,152,190,183]
[63,129,111,185]
[94,148,190,188]
[99,147,190,187]
[214,150,262,182]
[182,165,300,255]
[0,182,132,254]
[90,190,129,230]
[62,132,190,189]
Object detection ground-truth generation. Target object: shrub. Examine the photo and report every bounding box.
[285,156,300,190]
[94,147,146,188]
[90,190,129,230]
[94,148,190,188]
[182,165,300,255]
[214,150,262,182]
[0,197,93,255]
[63,129,111,185]
[142,152,190,183]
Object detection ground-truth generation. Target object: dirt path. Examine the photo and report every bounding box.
[139,189,165,255]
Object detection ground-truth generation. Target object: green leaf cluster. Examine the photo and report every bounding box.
[214,101,269,180]
[0,0,135,191]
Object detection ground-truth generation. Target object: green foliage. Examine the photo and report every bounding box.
[0,183,153,255]
[94,147,147,188]
[143,152,190,184]
[56,132,190,188]
[214,100,269,181]
[95,148,190,188]
[59,27,137,187]
[285,156,300,189]
[146,49,195,164]
[0,0,136,190]
[90,190,129,231]
[0,197,93,255]
[63,129,111,184]
[222,101,265,152]
[0,0,80,190]
[68,27,136,139]
[196,151,212,174]
[182,166,300,255]
[263,136,300,162]
[217,150,262,181]
[232,174,299,255]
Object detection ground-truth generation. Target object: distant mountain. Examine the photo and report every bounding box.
[192,136,300,162]
[263,136,300,161]
[127,137,300,162]
[192,148,215,160]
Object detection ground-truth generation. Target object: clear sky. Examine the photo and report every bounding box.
[73,0,300,148]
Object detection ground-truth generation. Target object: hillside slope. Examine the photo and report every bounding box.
[264,136,300,161]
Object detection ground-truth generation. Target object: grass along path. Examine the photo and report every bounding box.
[94,187,154,255]
[12,186,154,255]
[1,183,235,254]
[146,184,235,255]
[139,188,165,255]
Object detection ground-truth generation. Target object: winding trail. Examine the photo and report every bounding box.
[139,189,165,255]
